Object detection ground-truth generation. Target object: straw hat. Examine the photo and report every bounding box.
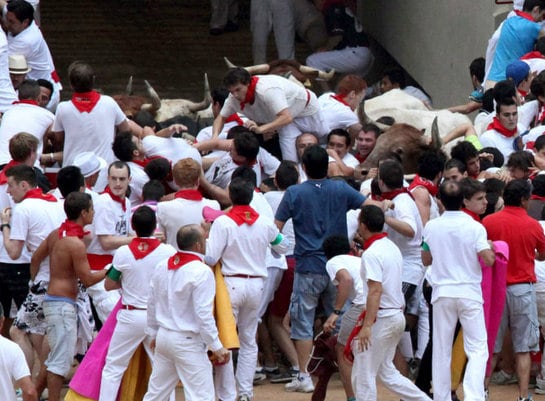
[9,55,31,74]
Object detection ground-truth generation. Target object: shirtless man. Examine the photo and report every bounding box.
[33,192,106,401]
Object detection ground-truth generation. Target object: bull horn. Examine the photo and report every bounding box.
[188,73,212,113]
[224,57,238,69]
[144,80,161,112]
[244,64,271,75]
[125,76,133,95]
[358,98,390,131]
[430,116,442,150]
[299,65,335,81]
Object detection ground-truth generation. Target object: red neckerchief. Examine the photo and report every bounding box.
[226,205,259,226]
[51,70,60,83]
[521,51,545,60]
[331,94,351,107]
[102,186,126,211]
[380,188,415,201]
[58,219,89,239]
[226,113,244,126]
[12,99,39,106]
[515,10,535,22]
[355,153,368,163]
[462,208,481,222]
[168,251,202,270]
[240,76,259,110]
[128,238,161,260]
[71,91,101,113]
[344,309,367,363]
[22,188,57,202]
[531,194,545,201]
[408,174,438,196]
[0,160,20,185]
[174,189,203,201]
[487,116,517,138]
[363,232,388,250]
[131,156,162,169]
[519,89,528,99]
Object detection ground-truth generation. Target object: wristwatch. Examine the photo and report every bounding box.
[333,309,342,315]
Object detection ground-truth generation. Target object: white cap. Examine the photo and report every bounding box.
[73,152,107,177]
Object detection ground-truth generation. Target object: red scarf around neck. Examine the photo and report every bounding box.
[240,76,259,110]
[12,99,39,106]
[128,238,161,260]
[380,188,415,201]
[521,51,545,60]
[408,174,438,196]
[531,194,545,201]
[514,10,535,22]
[174,189,203,201]
[102,186,126,211]
[226,205,259,226]
[22,188,57,202]
[168,251,202,270]
[462,208,481,222]
[363,232,388,250]
[0,160,20,185]
[71,91,101,113]
[487,116,517,138]
[58,219,89,239]
[331,94,351,108]
[226,113,244,126]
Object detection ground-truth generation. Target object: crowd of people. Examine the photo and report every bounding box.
[3,1,545,401]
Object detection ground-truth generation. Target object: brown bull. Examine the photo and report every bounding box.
[354,119,441,180]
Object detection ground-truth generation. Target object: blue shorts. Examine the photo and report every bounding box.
[289,272,337,341]
[43,297,78,377]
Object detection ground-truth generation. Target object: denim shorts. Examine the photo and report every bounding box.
[289,272,336,340]
[43,298,78,377]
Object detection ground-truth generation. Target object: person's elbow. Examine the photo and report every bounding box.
[481,249,496,266]
[421,251,432,267]
[8,246,22,260]
[537,250,545,261]
[104,277,120,291]
[98,236,117,251]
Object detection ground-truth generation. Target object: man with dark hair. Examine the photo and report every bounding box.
[99,206,175,401]
[380,67,432,106]
[528,174,545,219]
[144,224,229,401]
[506,150,534,180]
[212,67,328,161]
[275,144,371,393]
[422,180,495,401]
[460,177,488,222]
[0,79,54,167]
[448,57,486,114]
[36,78,53,108]
[353,204,430,401]
[52,166,85,200]
[326,128,359,177]
[480,98,519,162]
[354,123,381,164]
[32,192,104,401]
[5,0,61,111]
[451,141,481,178]
[483,179,545,401]
[443,158,468,181]
[197,87,245,143]
[207,177,288,401]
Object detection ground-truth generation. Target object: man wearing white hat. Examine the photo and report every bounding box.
[8,54,30,92]
[73,151,107,202]
[0,22,17,112]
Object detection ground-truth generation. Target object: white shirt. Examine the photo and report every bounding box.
[361,236,404,317]
[423,211,490,304]
[328,152,360,169]
[326,254,366,305]
[0,30,16,112]
[318,93,359,131]
[126,161,149,207]
[147,253,223,351]
[157,196,220,249]
[264,190,295,255]
[252,191,287,269]
[142,135,202,166]
[0,103,54,166]
[206,212,285,277]
[53,95,126,166]
[112,240,175,308]
[0,335,31,401]
[479,129,516,164]
[10,196,65,282]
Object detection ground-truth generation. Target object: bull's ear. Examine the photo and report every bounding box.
[393,146,404,155]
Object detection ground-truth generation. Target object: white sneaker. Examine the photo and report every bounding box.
[285,375,314,393]
[535,377,545,394]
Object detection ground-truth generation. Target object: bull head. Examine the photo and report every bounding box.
[224,57,335,81]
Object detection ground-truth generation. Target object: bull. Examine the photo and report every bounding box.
[224,57,335,87]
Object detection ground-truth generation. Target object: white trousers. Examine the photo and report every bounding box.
[250,0,295,64]
[217,276,264,398]
[352,311,430,401]
[535,282,545,377]
[306,46,374,76]
[143,327,215,401]
[432,297,487,401]
[99,309,151,401]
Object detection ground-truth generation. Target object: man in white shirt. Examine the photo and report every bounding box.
[144,224,229,401]
[480,97,519,163]
[326,129,360,177]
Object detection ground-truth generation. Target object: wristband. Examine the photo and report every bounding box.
[333,309,342,315]
[0,223,10,231]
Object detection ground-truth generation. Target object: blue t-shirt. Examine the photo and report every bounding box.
[489,15,541,82]
[275,178,365,275]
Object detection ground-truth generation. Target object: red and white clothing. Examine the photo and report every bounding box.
[0,102,54,167]
[353,236,429,401]
[142,135,202,166]
[0,30,16,112]
[53,95,125,167]
[0,178,30,265]
[318,92,359,131]
[156,191,220,249]
[126,161,150,207]
[0,335,31,401]
[423,211,490,401]
[144,251,222,401]
[479,128,516,163]
[7,21,61,111]
[521,51,545,75]
[328,152,360,169]
[99,238,175,401]
[220,75,329,161]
